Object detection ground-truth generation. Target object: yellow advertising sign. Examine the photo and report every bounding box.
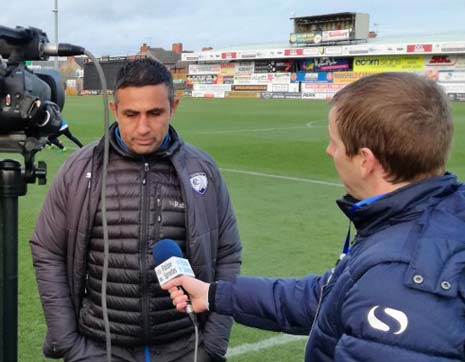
[220,63,236,75]
[225,91,261,99]
[353,56,424,72]
[333,72,375,84]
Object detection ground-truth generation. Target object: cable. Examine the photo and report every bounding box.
[84,49,111,362]
[189,314,199,362]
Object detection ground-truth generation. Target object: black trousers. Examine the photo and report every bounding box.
[48,128,84,149]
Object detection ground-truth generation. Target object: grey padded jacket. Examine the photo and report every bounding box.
[30,126,242,360]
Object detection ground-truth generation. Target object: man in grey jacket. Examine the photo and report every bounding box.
[30,57,242,362]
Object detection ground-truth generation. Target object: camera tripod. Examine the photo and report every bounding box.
[0,141,46,362]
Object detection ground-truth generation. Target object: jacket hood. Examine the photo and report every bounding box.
[336,173,461,236]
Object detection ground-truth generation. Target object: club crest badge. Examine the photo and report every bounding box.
[189,172,208,195]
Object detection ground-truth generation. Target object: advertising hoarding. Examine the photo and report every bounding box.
[233,73,290,85]
[235,62,255,74]
[289,32,322,46]
[255,60,293,73]
[322,29,350,42]
[353,56,424,72]
[290,72,333,83]
[193,84,232,92]
[333,71,374,84]
[299,58,351,72]
[302,83,346,93]
[232,85,268,91]
[424,55,465,70]
[438,71,465,82]
[406,44,433,53]
[189,64,221,75]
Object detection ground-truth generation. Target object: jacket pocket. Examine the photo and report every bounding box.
[43,340,69,358]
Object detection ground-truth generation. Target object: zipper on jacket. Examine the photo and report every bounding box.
[179,179,191,260]
[81,169,94,303]
[142,162,149,185]
[155,193,161,239]
[305,269,334,353]
[140,161,150,342]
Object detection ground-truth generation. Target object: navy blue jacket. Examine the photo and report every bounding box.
[215,174,465,361]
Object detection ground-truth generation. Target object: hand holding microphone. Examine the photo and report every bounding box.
[162,275,210,314]
[152,239,209,315]
[153,239,207,362]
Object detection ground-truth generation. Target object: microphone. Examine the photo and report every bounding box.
[152,239,195,315]
[42,42,85,56]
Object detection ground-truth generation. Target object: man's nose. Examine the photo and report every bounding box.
[136,115,151,134]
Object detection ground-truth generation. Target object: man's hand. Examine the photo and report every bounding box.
[161,276,210,313]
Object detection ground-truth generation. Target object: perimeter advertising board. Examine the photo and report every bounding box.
[424,55,465,71]
[353,56,424,72]
[189,64,221,75]
[301,83,346,99]
[299,58,351,72]
[333,72,374,84]
[290,72,334,83]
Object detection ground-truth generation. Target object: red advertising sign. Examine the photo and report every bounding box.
[284,49,304,56]
[426,55,455,66]
[221,52,237,59]
[407,44,432,53]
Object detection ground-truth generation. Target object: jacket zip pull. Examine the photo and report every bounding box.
[84,273,89,295]
[142,163,149,185]
[86,171,92,189]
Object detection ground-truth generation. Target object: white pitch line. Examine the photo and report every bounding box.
[195,125,309,135]
[221,168,343,187]
[227,334,307,357]
[192,120,327,135]
[306,120,327,128]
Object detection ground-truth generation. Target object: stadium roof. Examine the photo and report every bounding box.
[196,32,465,53]
[290,12,360,21]
[181,31,465,62]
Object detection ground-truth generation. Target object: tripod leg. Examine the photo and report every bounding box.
[0,160,25,362]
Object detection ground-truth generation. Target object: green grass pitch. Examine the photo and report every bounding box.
[13,96,465,361]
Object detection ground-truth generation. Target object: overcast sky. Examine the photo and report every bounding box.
[2,0,465,57]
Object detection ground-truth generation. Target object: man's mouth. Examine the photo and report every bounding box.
[135,139,154,145]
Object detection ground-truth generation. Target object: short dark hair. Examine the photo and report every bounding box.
[114,57,175,104]
[330,72,453,183]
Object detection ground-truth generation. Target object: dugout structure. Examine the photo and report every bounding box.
[83,56,135,93]
[290,12,369,46]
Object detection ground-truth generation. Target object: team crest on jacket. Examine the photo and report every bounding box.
[190,173,208,195]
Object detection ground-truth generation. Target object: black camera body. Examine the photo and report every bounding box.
[0,26,64,141]
[0,25,66,182]
[0,63,64,136]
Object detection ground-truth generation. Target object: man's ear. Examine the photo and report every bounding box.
[109,100,118,121]
[170,97,180,115]
[359,147,380,178]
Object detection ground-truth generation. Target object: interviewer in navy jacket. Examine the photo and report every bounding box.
[163,72,465,362]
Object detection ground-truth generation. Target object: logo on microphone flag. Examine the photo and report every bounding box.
[155,256,195,285]
[189,172,208,195]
